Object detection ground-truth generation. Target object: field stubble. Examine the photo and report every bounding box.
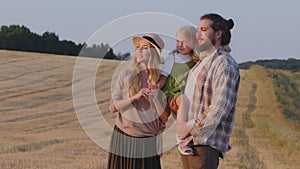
[0,50,299,169]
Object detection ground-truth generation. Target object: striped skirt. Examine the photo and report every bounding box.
[107,126,161,169]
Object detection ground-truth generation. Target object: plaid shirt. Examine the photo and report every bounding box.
[185,48,240,157]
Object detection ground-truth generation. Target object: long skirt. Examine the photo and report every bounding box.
[107,126,161,169]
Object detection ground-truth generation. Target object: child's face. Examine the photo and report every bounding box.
[176,34,194,55]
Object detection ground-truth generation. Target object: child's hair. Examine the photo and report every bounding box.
[174,25,199,62]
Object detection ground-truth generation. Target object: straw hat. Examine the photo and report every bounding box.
[132,33,165,54]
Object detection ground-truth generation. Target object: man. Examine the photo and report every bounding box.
[176,13,240,169]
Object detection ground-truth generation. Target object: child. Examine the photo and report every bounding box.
[157,25,198,155]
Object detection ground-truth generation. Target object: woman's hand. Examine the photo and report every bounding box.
[109,99,118,113]
[148,85,170,123]
[148,84,159,98]
[132,88,151,101]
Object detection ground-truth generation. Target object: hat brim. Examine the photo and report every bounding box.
[132,36,161,55]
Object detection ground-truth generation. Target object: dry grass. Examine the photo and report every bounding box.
[0,50,299,168]
[238,66,300,169]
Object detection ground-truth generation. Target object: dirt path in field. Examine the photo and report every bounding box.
[217,70,265,169]
[219,67,300,169]
[241,66,300,169]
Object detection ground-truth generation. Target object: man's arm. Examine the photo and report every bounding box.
[177,61,240,139]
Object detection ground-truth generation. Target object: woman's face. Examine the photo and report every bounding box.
[135,39,151,64]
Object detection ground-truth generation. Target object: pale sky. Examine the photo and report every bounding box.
[1,0,300,63]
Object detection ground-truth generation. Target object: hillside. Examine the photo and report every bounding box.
[239,58,300,72]
[0,50,299,169]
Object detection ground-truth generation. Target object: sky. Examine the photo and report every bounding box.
[1,0,300,63]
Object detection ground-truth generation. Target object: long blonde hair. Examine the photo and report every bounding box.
[124,43,161,96]
[175,25,199,62]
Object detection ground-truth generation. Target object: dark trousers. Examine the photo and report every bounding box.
[107,126,161,169]
[180,145,220,169]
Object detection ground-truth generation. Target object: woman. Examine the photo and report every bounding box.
[108,33,169,169]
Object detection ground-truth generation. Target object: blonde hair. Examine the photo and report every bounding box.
[175,25,199,62]
[124,43,161,96]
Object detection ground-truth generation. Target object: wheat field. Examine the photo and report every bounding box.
[0,50,299,169]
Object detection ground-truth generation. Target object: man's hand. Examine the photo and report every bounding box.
[168,96,178,113]
[176,121,191,140]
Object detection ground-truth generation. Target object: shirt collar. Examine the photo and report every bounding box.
[199,48,217,61]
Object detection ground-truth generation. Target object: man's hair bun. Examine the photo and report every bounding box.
[227,19,234,30]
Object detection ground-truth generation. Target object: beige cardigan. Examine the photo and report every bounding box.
[112,69,166,137]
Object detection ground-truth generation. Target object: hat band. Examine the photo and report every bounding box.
[142,36,161,50]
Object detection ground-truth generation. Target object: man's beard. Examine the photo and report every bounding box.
[196,38,216,53]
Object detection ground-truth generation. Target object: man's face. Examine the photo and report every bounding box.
[196,19,216,52]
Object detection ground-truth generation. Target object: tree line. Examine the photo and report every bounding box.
[1,25,299,71]
[239,58,300,72]
[0,25,130,60]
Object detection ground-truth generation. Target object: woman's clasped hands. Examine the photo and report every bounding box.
[135,84,160,101]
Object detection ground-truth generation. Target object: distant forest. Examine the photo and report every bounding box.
[0,25,130,60]
[1,25,299,71]
[238,58,300,72]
